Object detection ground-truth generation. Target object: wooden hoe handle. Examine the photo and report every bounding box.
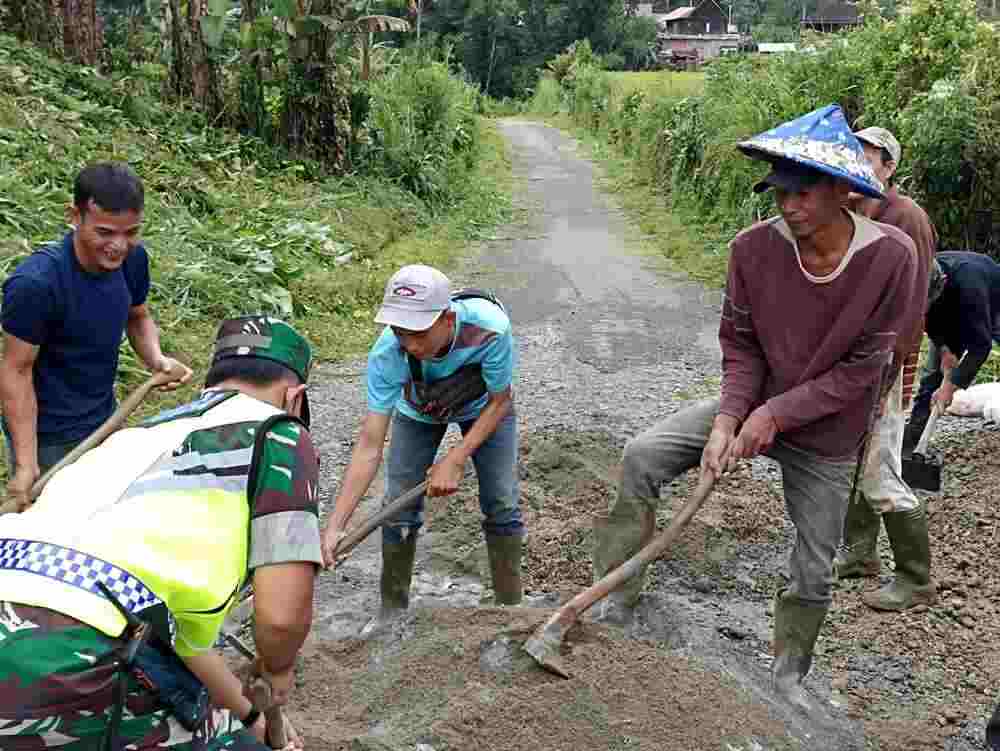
[524,471,718,677]
[567,472,716,616]
[0,364,187,516]
[251,679,287,749]
[332,480,430,562]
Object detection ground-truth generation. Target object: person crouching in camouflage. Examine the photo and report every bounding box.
[0,316,322,750]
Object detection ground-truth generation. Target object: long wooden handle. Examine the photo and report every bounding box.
[525,472,718,676]
[251,679,287,749]
[567,472,717,617]
[0,364,187,515]
[332,481,430,561]
[915,362,952,457]
[915,403,941,456]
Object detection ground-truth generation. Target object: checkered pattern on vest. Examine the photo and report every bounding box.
[0,539,162,614]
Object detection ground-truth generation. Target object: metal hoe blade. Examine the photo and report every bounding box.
[523,473,717,677]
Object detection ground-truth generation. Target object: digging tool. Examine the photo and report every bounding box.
[0,362,191,516]
[329,480,433,564]
[902,403,943,491]
[524,471,718,678]
[901,360,955,494]
[219,617,288,749]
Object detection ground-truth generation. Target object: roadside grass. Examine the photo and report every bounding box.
[0,34,512,476]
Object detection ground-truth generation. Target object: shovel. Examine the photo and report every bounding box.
[902,403,943,492]
[0,362,191,516]
[524,471,718,678]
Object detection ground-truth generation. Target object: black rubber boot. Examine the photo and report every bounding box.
[863,503,937,611]
[833,498,882,580]
[486,534,523,606]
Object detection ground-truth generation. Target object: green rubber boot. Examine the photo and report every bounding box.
[863,503,937,611]
[591,496,655,623]
[833,498,882,580]
[772,591,829,713]
[486,534,523,606]
[380,533,418,618]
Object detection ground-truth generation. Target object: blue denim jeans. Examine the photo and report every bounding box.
[381,410,522,545]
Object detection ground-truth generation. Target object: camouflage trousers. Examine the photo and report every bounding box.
[0,602,267,750]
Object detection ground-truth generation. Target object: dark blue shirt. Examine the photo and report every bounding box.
[2,232,150,443]
[927,251,1000,388]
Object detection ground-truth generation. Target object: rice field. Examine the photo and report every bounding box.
[607,70,706,98]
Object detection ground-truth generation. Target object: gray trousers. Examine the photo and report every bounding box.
[620,399,856,604]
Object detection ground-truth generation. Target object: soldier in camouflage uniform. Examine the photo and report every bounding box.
[0,316,322,750]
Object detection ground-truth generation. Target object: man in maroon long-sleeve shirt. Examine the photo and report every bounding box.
[591,105,917,713]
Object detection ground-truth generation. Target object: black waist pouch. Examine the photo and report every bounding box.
[132,640,210,731]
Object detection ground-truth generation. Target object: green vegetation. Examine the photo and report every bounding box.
[529,1,1000,381]
[0,34,512,412]
[530,1,1000,277]
[418,0,662,100]
[606,71,706,99]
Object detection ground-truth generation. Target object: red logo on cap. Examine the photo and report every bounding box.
[393,285,417,297]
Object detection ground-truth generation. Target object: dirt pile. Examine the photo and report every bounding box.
[286,608,796,751]
[289,420,1000,750]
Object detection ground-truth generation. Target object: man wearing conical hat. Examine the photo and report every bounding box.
[591,105,918,712]
[0,316,321,749]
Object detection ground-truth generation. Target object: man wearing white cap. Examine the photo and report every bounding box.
[320,264,522,617]
[835,125,940,612]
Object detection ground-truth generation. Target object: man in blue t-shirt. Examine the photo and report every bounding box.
[0,163,192,506]
[321,264,522,615]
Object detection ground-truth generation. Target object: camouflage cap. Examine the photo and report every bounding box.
[212,315,312,383]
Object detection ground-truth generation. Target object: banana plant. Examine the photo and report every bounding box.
[350,13,411,79]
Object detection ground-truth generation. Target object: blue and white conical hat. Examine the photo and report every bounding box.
[738,104,885,200]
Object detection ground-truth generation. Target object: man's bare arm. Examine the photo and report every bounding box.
[426,388,512,497]
[321,412,392,565]
[126,304,192,389]
[0,334,40,501]
[252,561,315,697]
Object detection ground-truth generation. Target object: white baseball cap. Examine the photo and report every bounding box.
[374,264,451,331]
[854,127,901,164]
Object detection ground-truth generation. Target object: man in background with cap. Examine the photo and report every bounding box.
[591,105,917,712]
[321,264,521,617]
[834,125,939,612]
[0,315,320,749]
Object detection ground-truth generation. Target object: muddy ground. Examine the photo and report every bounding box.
[254,122,999,750]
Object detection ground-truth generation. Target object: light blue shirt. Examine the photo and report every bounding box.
[367,298,516,424]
